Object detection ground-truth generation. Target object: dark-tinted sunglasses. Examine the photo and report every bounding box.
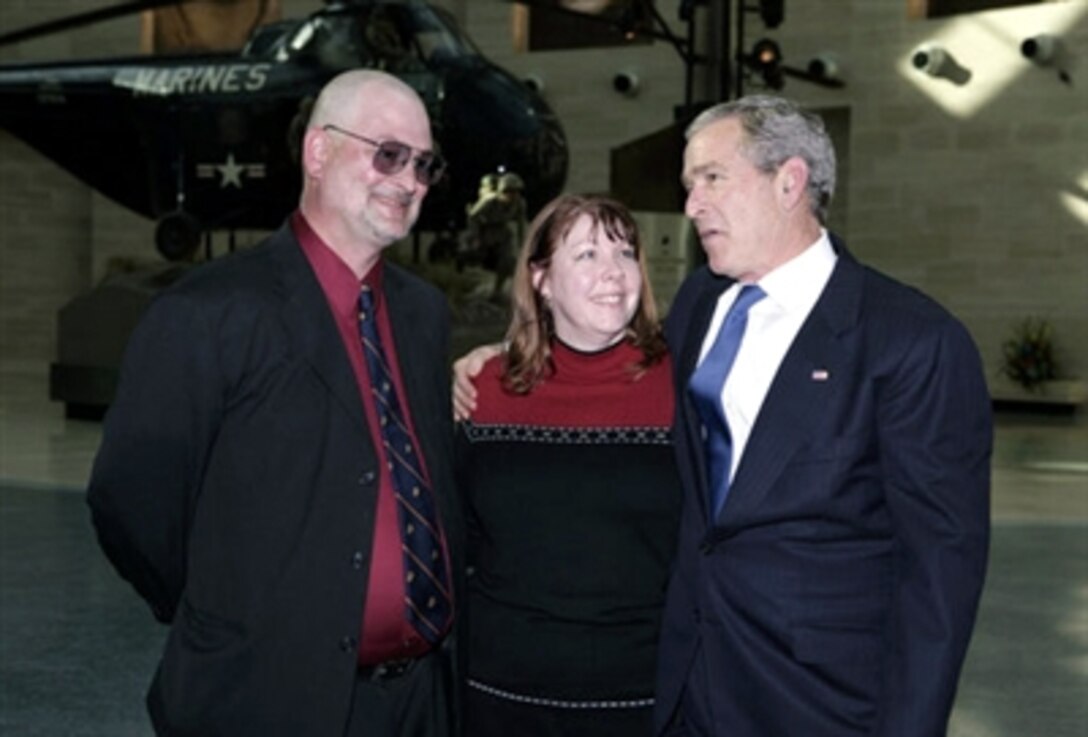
[323,124,446,186]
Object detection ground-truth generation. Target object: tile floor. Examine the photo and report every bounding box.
[1,359,1086,736]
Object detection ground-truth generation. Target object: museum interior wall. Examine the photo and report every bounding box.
[1,0,1085,397]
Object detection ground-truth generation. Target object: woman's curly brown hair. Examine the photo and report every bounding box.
[502,193,667,394]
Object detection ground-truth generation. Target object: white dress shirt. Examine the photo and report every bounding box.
[695,230,838,484]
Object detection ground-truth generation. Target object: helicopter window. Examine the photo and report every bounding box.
[263,6,480,71]
[357,7,427,72]
[276,20,317,63]
[241,20,293,59]
[283,12,417,73]
[279,16,365,71]
[362,9,410,63]
[317,16,369,70]
[405,5,479,63]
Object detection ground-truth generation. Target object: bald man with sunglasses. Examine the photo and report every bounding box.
[88,70,463,737]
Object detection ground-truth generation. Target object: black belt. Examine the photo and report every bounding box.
[358,656,420,682]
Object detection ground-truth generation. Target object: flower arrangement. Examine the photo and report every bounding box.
[1001,317,1056,391]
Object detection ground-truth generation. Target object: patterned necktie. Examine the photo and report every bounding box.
[688,284,766,519]
[358,286,452,643]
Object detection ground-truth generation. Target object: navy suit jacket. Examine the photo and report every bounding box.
[655,242,991,736]
[88,223,462,737]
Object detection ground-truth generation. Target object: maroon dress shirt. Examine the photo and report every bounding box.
[293,211,451,665]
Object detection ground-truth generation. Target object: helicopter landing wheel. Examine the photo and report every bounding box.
[155,211,202,262]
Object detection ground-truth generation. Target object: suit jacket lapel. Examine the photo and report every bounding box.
[271,227,369,434]
[383,266,433,438]
[719,249,864,526]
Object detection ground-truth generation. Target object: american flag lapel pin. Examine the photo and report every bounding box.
[811,368,830,382]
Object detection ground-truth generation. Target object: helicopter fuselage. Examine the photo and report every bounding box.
[0,1,569,254]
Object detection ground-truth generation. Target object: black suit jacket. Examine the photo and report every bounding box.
[655,242,991,736]
[88,223,462,737]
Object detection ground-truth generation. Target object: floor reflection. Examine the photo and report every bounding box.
[2,362,1085,736]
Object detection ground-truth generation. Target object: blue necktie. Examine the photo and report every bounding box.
[688,284,766,519]
[358,286,452,644]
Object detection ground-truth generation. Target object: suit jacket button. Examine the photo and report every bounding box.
[351,551,365,569]
[359,470,376,485]
[339,636,357,653]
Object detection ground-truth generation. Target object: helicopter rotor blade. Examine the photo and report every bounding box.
[0,0,194,48]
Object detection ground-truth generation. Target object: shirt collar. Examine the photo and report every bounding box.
[292,210,385,320]
[755,228,837,314]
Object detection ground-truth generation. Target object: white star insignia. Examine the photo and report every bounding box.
[216,153,245,189]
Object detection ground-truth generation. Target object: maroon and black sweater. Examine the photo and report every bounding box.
[457,339,681,702]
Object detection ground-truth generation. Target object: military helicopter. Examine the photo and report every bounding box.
[0,0,569,261]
